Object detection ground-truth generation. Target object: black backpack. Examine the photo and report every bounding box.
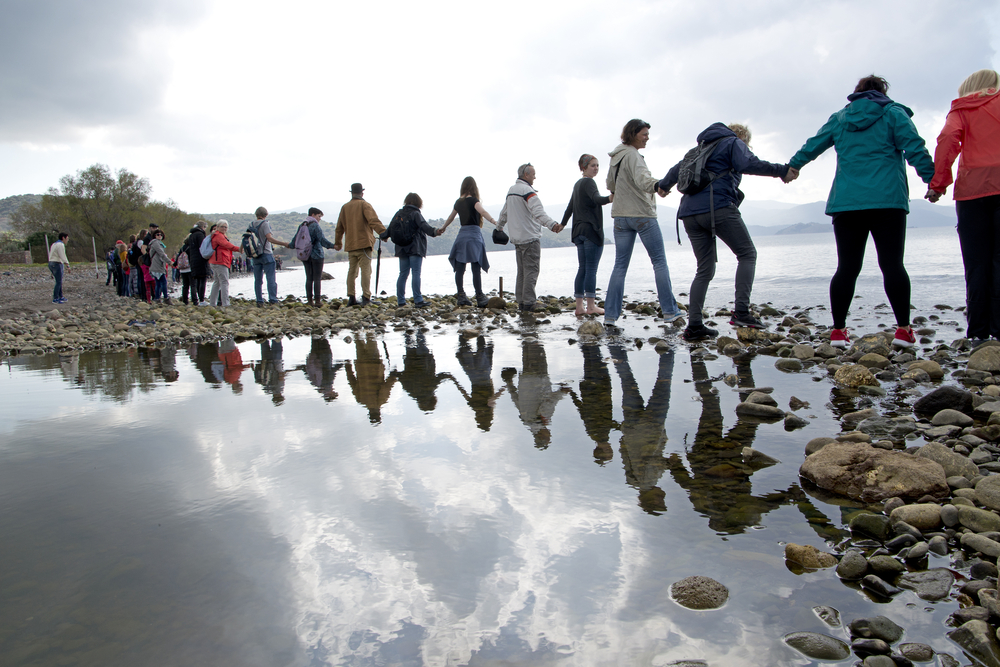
[241,220,265,259]
[388,208,416,247]
[676,137,728,195]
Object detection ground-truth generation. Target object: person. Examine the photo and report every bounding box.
[334,183,387,306]
[496,164,564,312]
[124,234,137,297]
[658,123,795,341]
[605,119,683,329]
[185,221,209,305]
[379,193,440,307]
[789,74,935,349]
[148,229,172,303]
[561,154,613,316]
[438,176,499,307]
[48,232,70,304]
[248,206,288,307]
[129,230,146,301]
[105,248,116,286]
[115,240,129,296]
[207,220,243,307]
[927,69,1000,343]
[299,207,337,307]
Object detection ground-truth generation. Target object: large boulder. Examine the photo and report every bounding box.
[970,346,1000,372]
[976,476,1000,511]
[834,364,880,388]
[917,441,980,480]
[851,333,892,357]
[800,442,948,502]
[913,385,975,418]
[948,620,1000,667]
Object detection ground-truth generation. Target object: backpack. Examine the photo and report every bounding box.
[127,243,141,266]
[199,234,215,259]
[293,222,314,261]
[241,221,265,259]
[176,250,190,271]
[387,208,416,248]
[676,137,728,195]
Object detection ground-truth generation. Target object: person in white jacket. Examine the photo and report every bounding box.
[604,119,683,328]
[496,164,564,312]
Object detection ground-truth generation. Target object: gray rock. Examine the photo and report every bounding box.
[958,505,1000,533]
[955,488,980,502]
[963,533,1000,558]
[843,408,879,427]
[837,550,868,580]
[861,574,902,597]
[783,632,851,661]
[913,385,975,418]
[670,575,729,610]
[805,437,835,456]
[735,402,785,418]
[969,346,1000,372]
[745,391,778,406]
[947,620,1000,667]
[775,358,803,372]
[784,413,809,430]
[849,615,904,643]
[814,342,839,358]
[850,512,891,540]
[577,320,605,336]
[859,352,890,369]
[791,343,815,359]
[928,535,949,555]
[812,605,841,627]
[852,333,892,357]
[925,424,962,439]
[975,475,1000,511]
[889,503,941,530]
[857,416,918,440]
[908,359,946,380]
[800,442,948,502]
[917,441,979,480]
[785,543,837,568]
[867,555,905,576]
[835,364,880,387]
[852,638,891,657]
[941,504,960,527]
[861,657,895,667]
[898,643,935,662]
[905,541,929,560]
[902,367,933,382]
[948,475,973,489]
[971,446,994,465]
[932,409,974,427]
[897,568,954,600]
[741,447,780,468]
[975,402,1000,418]
[883,497,905,514]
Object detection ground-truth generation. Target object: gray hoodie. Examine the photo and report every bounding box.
[607,144,659,218]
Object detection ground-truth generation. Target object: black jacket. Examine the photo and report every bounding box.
[561,177,610,246]
[380,205,438,257]
[184,227,209,277]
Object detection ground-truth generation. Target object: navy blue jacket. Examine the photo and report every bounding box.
[379,205,438,257]
[659,123,789,217]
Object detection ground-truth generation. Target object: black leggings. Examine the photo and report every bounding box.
[455,262,483,295]
[304,258,324,302]
[957,194,1000,339]
[830,209,910,329]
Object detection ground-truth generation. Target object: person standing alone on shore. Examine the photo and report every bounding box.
[335,183,387,306]
[496,164,564,313]
[48,232,70,304]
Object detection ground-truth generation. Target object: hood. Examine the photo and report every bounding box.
[608,143,633,165]
[951,90,1000,111]
[189,226,203,234]
[840,91,911,132]
[696,122,736,144]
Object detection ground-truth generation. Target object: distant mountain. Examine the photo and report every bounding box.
[773,222,831,235]
[0,194,43,230]
[741,198,955,236]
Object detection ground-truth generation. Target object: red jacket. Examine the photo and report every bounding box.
[930,91,1000,200]
[209,231,240,266]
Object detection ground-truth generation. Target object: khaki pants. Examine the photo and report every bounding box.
[347,248,373,298]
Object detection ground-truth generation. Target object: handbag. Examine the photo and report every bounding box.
[492,228,509,245]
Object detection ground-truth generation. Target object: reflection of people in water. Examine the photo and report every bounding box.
[304,338,342,402]
[503,340,566,448]
[345,334,397,423]
[218,338,250,394]
[391,331,448,412]
[569,343,616,464]
[254,339,286,405]
[610,345,675,514]
[154,344,179,382]
[454,335,504,431]
[58,353,81,383]
[189,342,221,385]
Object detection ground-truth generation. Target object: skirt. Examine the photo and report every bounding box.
[448,225,490,272]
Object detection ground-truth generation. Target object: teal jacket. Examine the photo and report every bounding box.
[789,91,934,215]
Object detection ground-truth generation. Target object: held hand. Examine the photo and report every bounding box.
[608,192,614,202]
[333,243,342,251]
[782,167,799,183]
[436,227,445,235]
[925,188,945,203]
[656,187,668,198]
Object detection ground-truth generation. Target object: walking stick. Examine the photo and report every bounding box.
[374,238,382,296]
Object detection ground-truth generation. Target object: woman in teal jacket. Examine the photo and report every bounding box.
[789,75,934,350]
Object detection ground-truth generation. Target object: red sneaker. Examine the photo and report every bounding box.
[893,326,916,348]
[830,328,851,349]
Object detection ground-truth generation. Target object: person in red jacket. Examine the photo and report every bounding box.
[207,220,243,307]
[928,69,1000,343]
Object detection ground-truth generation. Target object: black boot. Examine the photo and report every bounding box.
[348,295,358,306]
[475,292,489,308]
[456,292,472,306]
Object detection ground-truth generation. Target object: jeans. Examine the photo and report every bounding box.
[683,205,757,325]
[574,239,604,298]
[153,274,168,300]
[303,257,324,302]
[209,264,231,306]
[252,253,278,303]
[957,194,1000,339]
[514,239,541,307]
[397,253,424,305]
[604,217,678,323]
[49,262,64,300]
[830,209,909,329]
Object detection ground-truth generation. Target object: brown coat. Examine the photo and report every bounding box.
[335,198,386,252]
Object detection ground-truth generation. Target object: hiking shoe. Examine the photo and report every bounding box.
[456,292,472,307]
[829,328,851,349]
[682,324,718,342]
[57,297,68,303]
[661,310,685,323]
[361,297,371,306]
[415,301,430,309]
[475,292,490,308]
[893,326,916,348]
[347,295,358,306]
[729,311,764,329]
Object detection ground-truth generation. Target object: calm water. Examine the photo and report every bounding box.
[0,226,974,666]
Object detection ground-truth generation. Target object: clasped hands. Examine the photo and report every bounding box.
[925,188,945,203]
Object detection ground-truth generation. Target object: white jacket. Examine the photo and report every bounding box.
[607,144,659,218]
[497,179,558,244]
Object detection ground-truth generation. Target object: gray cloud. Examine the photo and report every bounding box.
[0,0,205,142]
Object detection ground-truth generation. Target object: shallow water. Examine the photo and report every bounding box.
[0,285,976,666]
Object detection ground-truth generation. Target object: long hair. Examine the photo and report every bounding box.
[460,176,480,200]
[959,69,1000,98]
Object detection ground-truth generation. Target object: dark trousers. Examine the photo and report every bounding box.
[830,208,910,329]
[682,206,756,324]
[455,262,483,295]
[958,194,1000,339]
[181,273,200,304]
[303,257,324,302]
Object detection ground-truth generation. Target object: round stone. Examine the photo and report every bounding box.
[670,576,729,610]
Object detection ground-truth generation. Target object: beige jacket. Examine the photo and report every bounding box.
[607,144,659,218]
[335,198,386,252]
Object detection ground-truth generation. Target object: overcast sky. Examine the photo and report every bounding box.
[1,0,998,219]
